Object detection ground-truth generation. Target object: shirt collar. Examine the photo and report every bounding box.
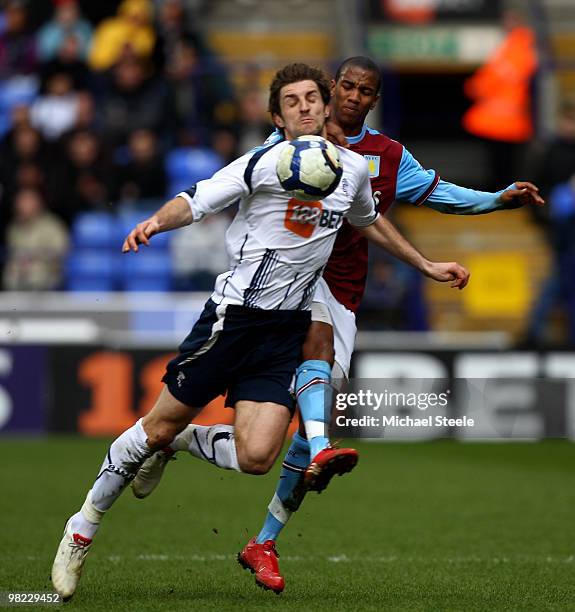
[345,124,367,145]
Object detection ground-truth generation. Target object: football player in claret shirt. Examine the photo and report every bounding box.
[230,56,544,592]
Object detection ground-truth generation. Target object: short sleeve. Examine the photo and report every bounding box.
[395,147,440,205]
[177,154,251,222]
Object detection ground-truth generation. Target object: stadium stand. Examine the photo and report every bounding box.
[67,249,118,292]
[71,211,118,249]
[0,0,570,341]
[165,147,223,195]
[121,249,173,292]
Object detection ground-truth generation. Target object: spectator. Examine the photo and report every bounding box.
[462,9,537,189]
[0,126,48,206]
[211,128,237,165]
[524,99,575,346]
[531,98,575,199]
[88,0,155,72]
[3,188,69,290]
[166,37,236,146]
[36,0,92,63]
[171,212,231,291]
[73,91,95,130]
[98,57,166,148]
[50,129,112,223]
[360,250,428,331]
[115,129,166,201]
[237,88,271,153]
[0,0,36,77]
[7,124,45,166]
[40,33,91,91]
[14,161,45,193]
[0,104,32,157]
[9,103,31,130]
[153,0,202,72]
[31,72,80,140]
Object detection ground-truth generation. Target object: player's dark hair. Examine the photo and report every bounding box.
[335,56,381,92]
[268,63,331,118]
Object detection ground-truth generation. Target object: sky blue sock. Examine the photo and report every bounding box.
[255,432,310,543]
[295,360,333,458]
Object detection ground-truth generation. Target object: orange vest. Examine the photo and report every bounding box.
[463,27,537,143]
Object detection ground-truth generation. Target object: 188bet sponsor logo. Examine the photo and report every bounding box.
[284,198,344,238]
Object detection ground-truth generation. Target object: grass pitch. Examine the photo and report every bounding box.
[0,438,574,611]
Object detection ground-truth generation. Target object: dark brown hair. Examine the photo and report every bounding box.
[268,63,331,118]
[335,56,381,92]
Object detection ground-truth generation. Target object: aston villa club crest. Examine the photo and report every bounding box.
[364,155,381,178]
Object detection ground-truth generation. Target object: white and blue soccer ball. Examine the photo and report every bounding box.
[276,135,343,202]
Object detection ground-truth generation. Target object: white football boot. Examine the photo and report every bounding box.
[51,518,92,601]
[131,448,176,499]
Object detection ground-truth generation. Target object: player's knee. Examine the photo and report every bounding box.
[143,420,179,451]
[241,462,271,476]
[236,446,274,475]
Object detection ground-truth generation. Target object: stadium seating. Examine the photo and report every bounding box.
[71,212,118,249]
[66,209,175,291]
[394,205,551,336]
[121,249,173,292]
[66,249,118,292]
[0,76,39,137]
[165,147,223,196]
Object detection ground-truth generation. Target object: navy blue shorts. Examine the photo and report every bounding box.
[162,299,311,412]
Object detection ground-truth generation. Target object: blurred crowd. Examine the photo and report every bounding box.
[1,0,573,342]
[0,0,271,292]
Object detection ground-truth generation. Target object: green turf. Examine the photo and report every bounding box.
[0,439,574,611]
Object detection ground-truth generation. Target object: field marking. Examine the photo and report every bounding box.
[17,553,573,564]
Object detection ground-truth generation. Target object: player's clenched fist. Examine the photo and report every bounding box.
[122,216,161,253]
[424,261,470,290]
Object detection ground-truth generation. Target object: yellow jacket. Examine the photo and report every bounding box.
[89,0,155,71]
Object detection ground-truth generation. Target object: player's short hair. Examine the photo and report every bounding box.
[335,56,381,92]
[268,63,331,118]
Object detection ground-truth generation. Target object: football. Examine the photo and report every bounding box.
[276,135,343,202]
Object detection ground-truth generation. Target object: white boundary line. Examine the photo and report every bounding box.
[17,554,575,564]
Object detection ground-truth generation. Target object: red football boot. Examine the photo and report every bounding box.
[304,446,359,492]
[237,537,285,594]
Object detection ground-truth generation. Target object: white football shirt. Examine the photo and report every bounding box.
[177,141,378,310]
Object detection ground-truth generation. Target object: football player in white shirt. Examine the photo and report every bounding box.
[51,63,469,601]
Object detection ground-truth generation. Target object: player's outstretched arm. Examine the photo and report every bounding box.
[419,179,545,215]
[122,196,193,253]
[397,148,545,214]
[356,215,470,289]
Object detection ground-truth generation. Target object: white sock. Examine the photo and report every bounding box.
[171,424,240,471]
[89,418,152,515]
[69,490,104,539]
